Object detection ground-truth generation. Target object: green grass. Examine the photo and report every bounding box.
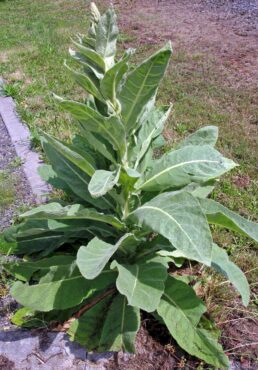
[0,171,15,210]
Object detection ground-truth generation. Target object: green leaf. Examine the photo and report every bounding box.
[177,126,218,148]
[136,145,236,192]
[77,235,131,280]
[41,134,113,209]
[80,131,116,164]
[65,63,104,101]
[4,255,75,282]
[59,99,126,156]
[95,6,118,69]
[118,43,172,134]
[21,203,124,230]
[40,131,95,177]
[71,39,106,73]
[211,243,250,306]
[11,263,116,312]
[100,52,132,103]
[131,105,171,169]
[111,257,168,312]
[99,294,140,352]
[157,276,229,368]
[38,164,71,193]
[88,168,120,198]
[130,192,213,265]
[68,295,113,349]
[198,198,258,242]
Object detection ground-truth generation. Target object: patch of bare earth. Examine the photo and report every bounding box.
[114,0,258,87]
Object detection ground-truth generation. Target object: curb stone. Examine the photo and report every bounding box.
[0,96,50,203]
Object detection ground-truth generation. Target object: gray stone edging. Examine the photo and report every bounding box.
[0,96,50,203]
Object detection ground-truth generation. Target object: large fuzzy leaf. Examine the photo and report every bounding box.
[11,263,116,312]
[136,145,236,192]
[41,135,113,210]
[157,276,229,368]
[211,243,250,306]
[79,131,116,164]
[118,43,172,134]
[77,235,131,280]
[177,126,218,148]
[88,168,120,198]
[21,203,124,230]
[59,99,126,156]
[198,198,258,242]
[71,40,106,73]
[95,6,118,69]
[100,51,132,103]
[68,295,113,349]
[99,294,140,352]
[4,255,75,282]
[130,192,213,265]
[40,131,95,177]
[111,257,168,312]
[69,294,140,353]
[130,105,171,169]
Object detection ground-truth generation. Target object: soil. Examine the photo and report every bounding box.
[0,114,35,231]
[115,0,258,87]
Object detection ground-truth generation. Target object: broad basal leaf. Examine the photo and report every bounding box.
[111,256,168,312]
[198,198,258,242]
[136,144,236,192]
[157,276,229,368]
[211,243,250,306]
[130,192,213,265]
[177,126,218,148]
[21,203,124,230]
[68,295,113,349]
[99,294,140,352]
[4,255,75,282]
[11,263,116,312]
[88,168,120,198]
[118,43,172,134]
[77,234,131,280]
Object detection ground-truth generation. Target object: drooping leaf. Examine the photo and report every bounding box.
[157,276,229,368]
[211,243,250,306]
[77,234,131,280]
[118,43,172,134]
[11,263,116,312]
[38,164,71,193]
[130,192,213,265]
[136,145,236,192]
[177,126,218,148]
[111,256,168,312]
[198,198,258,242]
[99,294,140,352]
[20,203,124,230]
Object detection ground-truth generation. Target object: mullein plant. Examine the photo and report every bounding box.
[1,3,257,368]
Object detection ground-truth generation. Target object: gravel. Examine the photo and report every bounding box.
[0,114,35,231]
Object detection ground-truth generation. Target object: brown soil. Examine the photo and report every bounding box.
[114,0,258,87]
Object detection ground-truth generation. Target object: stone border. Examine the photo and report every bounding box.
[0,96,50,203]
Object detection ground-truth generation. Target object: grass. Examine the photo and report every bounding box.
[0,171,15,211]
[0,0,257,361]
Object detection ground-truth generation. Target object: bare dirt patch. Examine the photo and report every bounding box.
[114,0,258,87]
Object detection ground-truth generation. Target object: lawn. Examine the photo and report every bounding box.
[0,0,257,364]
